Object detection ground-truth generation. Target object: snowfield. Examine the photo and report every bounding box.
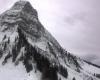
[0,59,42,80]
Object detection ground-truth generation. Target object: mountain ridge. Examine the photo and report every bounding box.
[0,1,100,80]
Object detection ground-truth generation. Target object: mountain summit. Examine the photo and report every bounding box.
[0,1,100,80]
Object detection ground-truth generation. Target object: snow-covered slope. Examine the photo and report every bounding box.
[0,1,100,80]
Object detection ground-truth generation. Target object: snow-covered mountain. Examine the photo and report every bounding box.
[0,1,100,80]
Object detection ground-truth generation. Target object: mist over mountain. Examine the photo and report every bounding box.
[0,1,100,80]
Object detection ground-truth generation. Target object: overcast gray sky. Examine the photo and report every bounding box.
[0,0,100,65]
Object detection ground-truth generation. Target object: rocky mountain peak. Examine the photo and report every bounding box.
[11,0,37,16]
[11,1,31,10]
[0,0,44,39]
[0,0,38,26]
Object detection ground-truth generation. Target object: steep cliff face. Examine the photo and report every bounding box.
[0,1,100,80]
